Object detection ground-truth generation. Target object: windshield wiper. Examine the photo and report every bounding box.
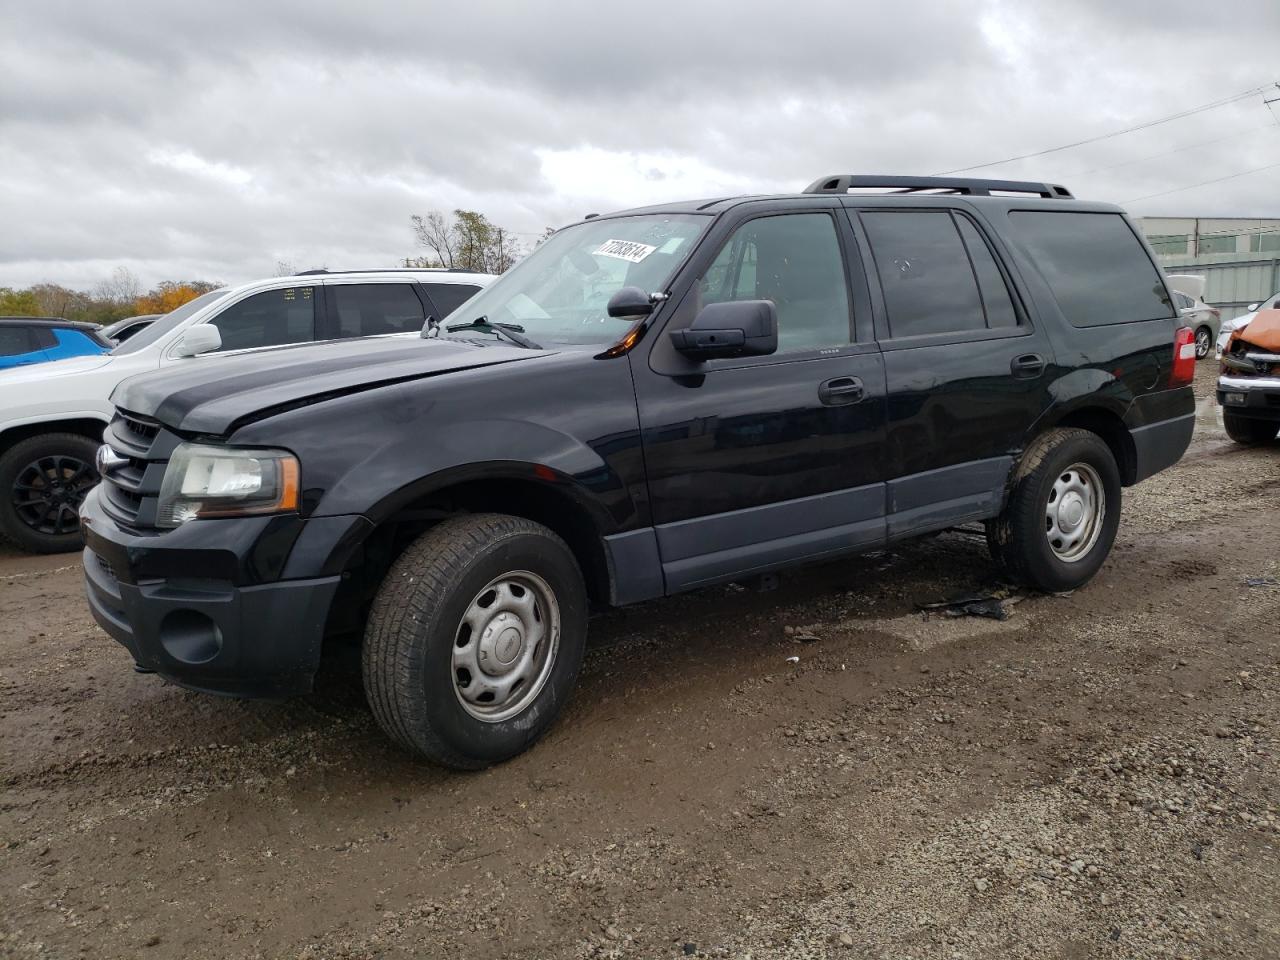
[444,316,541,350]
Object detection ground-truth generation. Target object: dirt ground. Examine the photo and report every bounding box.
[2,363,1278,960]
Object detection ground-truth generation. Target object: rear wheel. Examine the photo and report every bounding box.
[986,428,1122,593]
[0,433,100,554]
[1195,326,1213,359]
[1223,410,1279,445]
[362,514,588,769]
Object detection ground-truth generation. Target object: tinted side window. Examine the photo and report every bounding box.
[332,283,426,337]
[699,213,852,353]
[0,327,34,356]
[1009,211,1175,326]
[209,287,316,352]
[955,216,1020,329]
[424,283,482,319]
[862,211,986,338]
[32,327,60,349]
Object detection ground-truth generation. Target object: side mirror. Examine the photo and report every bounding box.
[173,325,222,358]
[606,286,654,319]
[669,299,777,361]
[1247,303,1260,312]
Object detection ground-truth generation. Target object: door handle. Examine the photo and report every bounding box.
[1011,353,1046,378]
[819,376,865,405]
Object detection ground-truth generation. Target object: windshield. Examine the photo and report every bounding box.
[443,214,709,345]
[110,289,230,355]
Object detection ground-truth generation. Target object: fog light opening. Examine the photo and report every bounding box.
[158,609,223,665]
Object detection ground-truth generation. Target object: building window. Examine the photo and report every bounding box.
[1249,233,1280,253]
[1197,235,1239,255]
[1147,235,1188,255]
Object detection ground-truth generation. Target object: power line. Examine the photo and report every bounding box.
[934,82,1275,176]
[1067,123,1274,177]
[1121,160,1280,204]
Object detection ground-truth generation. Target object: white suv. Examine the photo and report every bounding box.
[0,269,492,553]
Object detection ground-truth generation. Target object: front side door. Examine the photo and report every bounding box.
[203,284,320,354]
[850,205,1058,539]
[633,205,887,593]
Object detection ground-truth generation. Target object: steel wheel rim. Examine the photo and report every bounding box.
[451,570,560,723]
[1044,461,1105,563]
[12,455,95,536]
[1195,328,1211,357]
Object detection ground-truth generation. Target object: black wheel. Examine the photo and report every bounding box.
[1223,410,1279,445]
[0,433,100,554]
[1195,326,1213,360]
[362,513,587,769]
[985,428,1122,593]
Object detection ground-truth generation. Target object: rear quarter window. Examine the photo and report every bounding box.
[1008,211,1175,327]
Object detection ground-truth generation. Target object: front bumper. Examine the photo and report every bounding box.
[1218,375,1280,422]
[80,487,355,698]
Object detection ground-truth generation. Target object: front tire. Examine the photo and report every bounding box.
[0,433,100,554]
[362,514,588,769]
[1223,410,1279,445]
[986,428,1122,593]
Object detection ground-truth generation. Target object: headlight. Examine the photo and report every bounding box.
[157,443,300,528]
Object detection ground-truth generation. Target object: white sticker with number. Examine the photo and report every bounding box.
[593,239,657,263]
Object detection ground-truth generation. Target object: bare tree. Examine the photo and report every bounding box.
[94,266,142,307]
[274,260,297,277]
[411,212,457,268]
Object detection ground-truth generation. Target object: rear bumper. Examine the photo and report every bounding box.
[1218,376,1280,422]
[80,487,347,698]
[1129,412,1195,484]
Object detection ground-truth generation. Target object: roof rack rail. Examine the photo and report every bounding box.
[803,175,1074,199]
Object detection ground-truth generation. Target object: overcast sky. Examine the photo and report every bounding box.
[3,0,1278,290]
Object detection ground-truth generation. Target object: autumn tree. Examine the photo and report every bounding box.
[0,288,41,316]
[134,282,207,315]
[410,209,525,274]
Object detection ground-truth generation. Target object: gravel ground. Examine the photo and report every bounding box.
[1,363,1278,959]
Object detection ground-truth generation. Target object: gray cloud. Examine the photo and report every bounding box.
[2,0,1277,289]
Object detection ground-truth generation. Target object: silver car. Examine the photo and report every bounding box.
[1172,290,1221,359]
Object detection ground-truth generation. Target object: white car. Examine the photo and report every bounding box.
[1217,291,1280,355]
[0,269,492,553]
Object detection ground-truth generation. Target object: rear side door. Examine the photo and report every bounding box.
[633,203,888,593]
[322,280,429,339]
[0,326,50,368]
[849,204,1057,539]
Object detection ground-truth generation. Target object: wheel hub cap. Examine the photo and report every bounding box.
[452,571,561,723]
[1044,462,1106,563]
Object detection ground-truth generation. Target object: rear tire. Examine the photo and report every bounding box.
[986,428,1122,593]
[0,433,99,554]
[1223,410,1278,445]
[362,514,587,769]
[1195,326,1213,359]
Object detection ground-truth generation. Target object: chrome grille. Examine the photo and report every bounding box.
[99,409,173,529]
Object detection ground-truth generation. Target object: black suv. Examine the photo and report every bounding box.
[82,175,1196,768]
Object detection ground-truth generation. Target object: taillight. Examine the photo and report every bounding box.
[1171,326,1196,386]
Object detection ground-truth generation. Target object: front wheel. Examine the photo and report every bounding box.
[1223,410,1279,445]
[0,433,100,554]
[362,514,588,769]
[986,428,1122,593]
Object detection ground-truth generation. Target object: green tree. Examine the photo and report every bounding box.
[0,288,41,316]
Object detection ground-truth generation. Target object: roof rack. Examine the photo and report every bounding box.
[803,175,1074,199]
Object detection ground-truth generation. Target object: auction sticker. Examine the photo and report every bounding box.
[593,239,657,263]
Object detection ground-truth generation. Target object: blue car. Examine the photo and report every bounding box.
[0,318,112,370]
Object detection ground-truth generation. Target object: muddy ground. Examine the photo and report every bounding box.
[2,363,1278,960]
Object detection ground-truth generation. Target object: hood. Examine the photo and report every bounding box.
[0,354,113,384]
[111,335,551,435]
